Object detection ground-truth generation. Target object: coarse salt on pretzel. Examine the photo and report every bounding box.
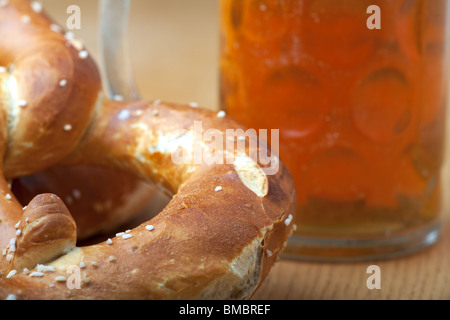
[0,0,296,300]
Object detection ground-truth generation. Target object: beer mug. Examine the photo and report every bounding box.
[220,0,450,260]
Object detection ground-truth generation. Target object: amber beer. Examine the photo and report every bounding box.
[220,0,450,260]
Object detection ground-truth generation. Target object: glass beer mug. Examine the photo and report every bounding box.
[220,0,450,260]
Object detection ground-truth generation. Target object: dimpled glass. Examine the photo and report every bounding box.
[220,0,450,260]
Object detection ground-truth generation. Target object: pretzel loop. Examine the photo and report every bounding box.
[0,0,296,300]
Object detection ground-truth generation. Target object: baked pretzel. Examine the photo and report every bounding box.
[12,165,158,241]
[0,0,296,300]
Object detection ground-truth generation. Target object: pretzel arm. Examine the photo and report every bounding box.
[0,0,296,300]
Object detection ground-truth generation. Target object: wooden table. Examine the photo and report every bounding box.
[253,212,450,300]
[41,0,450,300]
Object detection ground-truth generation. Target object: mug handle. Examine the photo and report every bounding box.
[98,0,140,101]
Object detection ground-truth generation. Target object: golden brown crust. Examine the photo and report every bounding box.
[0,0,296,300]
[11,194,77,273]
[0,0,101,178]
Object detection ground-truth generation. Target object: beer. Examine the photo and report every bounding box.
[220,0,450,260]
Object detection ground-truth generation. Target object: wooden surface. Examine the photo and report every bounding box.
[253,212,450,300]
[40,0,450,300]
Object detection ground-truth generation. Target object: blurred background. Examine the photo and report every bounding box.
[41,0,220,110]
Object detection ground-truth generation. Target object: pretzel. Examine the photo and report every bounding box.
[0,0,296,300]
[12,166,158,241]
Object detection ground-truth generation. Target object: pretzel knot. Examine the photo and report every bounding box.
[0,0,296,300]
